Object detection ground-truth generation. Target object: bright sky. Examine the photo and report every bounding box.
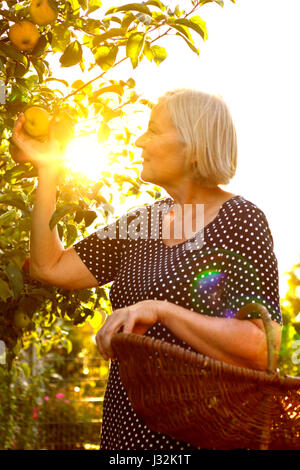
[50,0,300,290]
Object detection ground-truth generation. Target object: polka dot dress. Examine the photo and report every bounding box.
[73,195,282,450]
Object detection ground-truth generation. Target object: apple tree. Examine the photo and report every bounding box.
[0,0,235,368]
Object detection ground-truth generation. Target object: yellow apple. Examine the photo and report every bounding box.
[8,21,40,52]
[29,0,58,26]
[13,312,31,329]
[23,106,51,138]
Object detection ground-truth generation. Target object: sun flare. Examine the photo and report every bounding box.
[63,134,114,181]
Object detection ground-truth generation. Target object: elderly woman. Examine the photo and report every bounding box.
[12,89,282,450]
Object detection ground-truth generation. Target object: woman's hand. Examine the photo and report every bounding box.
[95,300,162,361]
[11,113,64,171]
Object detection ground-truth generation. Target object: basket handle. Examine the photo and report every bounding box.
[236,303,278,373]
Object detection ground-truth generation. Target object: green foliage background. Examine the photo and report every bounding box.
[0,0,236,366]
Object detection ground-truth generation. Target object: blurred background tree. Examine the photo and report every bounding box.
[278,260,300,377]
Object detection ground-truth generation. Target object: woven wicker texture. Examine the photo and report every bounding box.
[111,305,300,450]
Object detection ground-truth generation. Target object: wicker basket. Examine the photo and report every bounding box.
[111,303,300,450]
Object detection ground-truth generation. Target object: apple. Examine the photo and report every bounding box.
[13,311,31,329]
[8,21,40,52]
[29,0,57,26]
[23,106,51,138]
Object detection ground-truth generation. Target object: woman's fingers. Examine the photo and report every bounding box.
[10,113,63,169]
[95,303,158,360]
[95,310,129,360]
[95,331,108,360]
[12,114,25,144]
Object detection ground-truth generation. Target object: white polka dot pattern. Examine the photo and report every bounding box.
[74,195,282,450]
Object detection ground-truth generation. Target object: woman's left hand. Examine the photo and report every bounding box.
[95,300,162,360]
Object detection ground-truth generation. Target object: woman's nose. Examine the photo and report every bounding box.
[135,133,146,148]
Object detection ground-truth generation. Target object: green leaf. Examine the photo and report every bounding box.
[0,42,27,65]
[0,279,11,302]
[20,362,31,379]
[45,77,69,87]
[91,84,124,101]
[65,223,78,248]
[167,19,193,41]
[126,32,145,68]
[98,122,111,142]
[5,264,24,299]
[0,209,17,226]
[143,41,153,61]
[145,0,166,10]
[75,209,85,224]
[84,210,97,227]
[51,24,71,52]
[151,45,167,65]
[127,77,135,88]
[88,0,102,13]
[0,194,30,214]
[76,100,89,118]
[62,337,73,354]
[57,222,64,240]
[94,45,118,71]
[31,35,49,57]
[4,163,37,183]
[59,41,82,67]
[175,32,199,55]
[78,0,88,9]
[199,0,224,5]
[104,16,122,26]
[121,12,136,30]
[94,194,109,205]
[49,203,79,230]
[69,0,81,11]
[106,3,151,16]
[174,17,208,41]
[31,59,46,83]
[92,28,124,47]
[14,62,28,78]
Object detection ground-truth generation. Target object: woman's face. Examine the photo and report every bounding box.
[135,102,188,188]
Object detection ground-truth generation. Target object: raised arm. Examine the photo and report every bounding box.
[12,114,99,290]
[29,166,98,289]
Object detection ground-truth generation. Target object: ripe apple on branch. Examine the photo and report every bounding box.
[9,106,76,164]
[29,0,58,26]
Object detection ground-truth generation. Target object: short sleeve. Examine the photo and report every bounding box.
[221,205,282,324]
[73,206,143,286]
[73,222,121,286]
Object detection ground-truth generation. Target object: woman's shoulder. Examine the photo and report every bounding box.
[223,195,275,247]
[224,195,270,224]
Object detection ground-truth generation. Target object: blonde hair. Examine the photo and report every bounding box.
[157,89,238,187]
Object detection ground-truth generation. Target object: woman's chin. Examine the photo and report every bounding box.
[140,168,152,184]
